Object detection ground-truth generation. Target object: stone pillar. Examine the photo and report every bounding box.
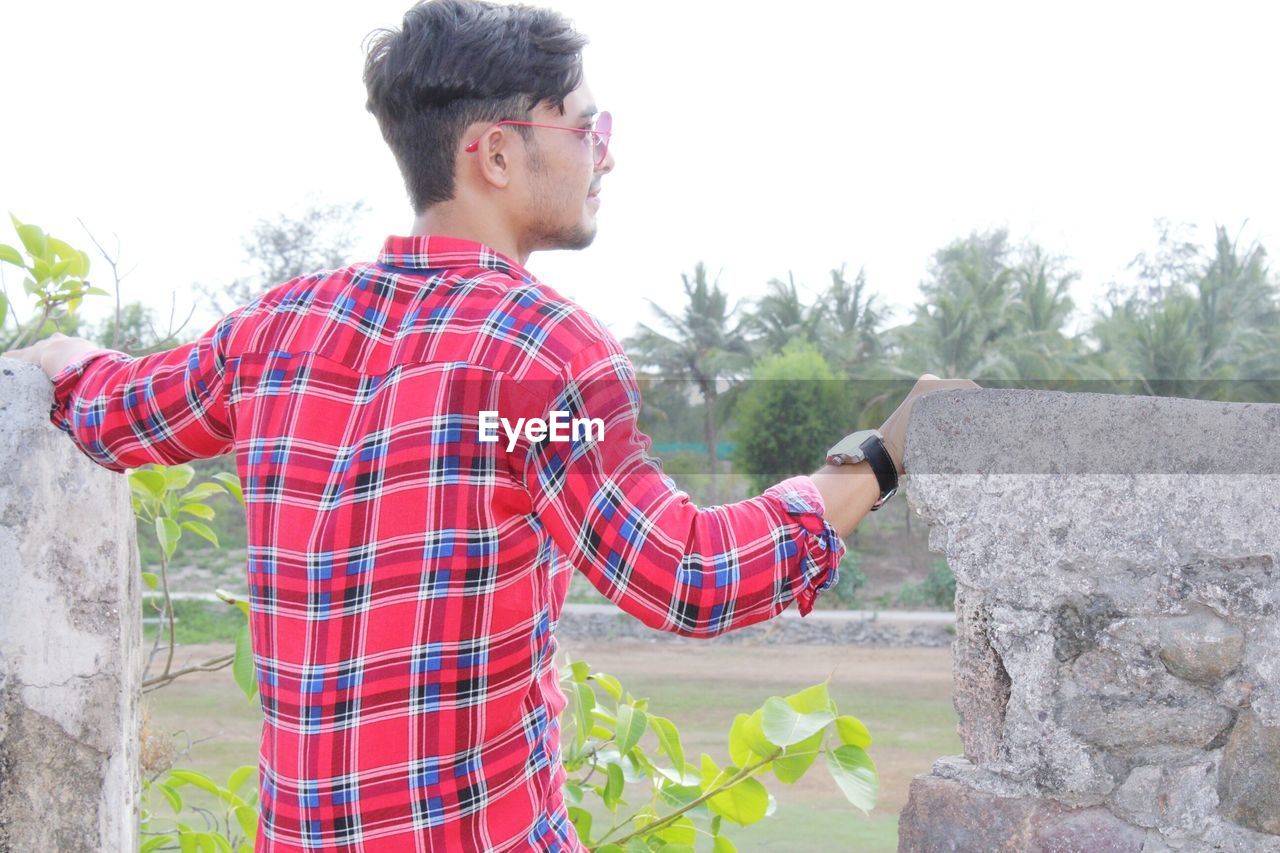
[0,359,141,851]
[898,389,1280,853]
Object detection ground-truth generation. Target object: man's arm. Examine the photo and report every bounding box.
[516,335,851,638]
[3,310,246,472]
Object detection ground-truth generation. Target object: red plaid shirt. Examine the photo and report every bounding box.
[49,235,844,852]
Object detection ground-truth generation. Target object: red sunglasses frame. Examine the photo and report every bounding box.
[464,111,612,166]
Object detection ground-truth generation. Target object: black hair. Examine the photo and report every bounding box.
[363,0,588,212]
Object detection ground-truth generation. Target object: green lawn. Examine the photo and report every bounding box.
[141,639,957,851]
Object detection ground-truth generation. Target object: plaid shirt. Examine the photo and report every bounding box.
[48,235,844,852]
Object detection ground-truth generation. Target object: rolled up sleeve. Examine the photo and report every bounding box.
[520,335,844,638]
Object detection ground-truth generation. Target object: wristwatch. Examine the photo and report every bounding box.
[825,428,899,511]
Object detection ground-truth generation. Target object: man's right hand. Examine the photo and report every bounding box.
[879,373,981,474]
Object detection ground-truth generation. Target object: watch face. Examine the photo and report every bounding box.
[826,429,878,465]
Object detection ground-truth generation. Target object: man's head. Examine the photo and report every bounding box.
[364,0,614,254]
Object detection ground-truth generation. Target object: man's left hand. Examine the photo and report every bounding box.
[2,333,104,379]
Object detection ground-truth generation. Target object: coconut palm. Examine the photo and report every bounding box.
[624,262,753,503]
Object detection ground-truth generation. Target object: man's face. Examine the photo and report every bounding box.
[520,80,614,252]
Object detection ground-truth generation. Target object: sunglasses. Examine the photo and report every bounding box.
[464,111,612,167]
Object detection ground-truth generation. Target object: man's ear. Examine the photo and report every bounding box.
[472,127,513,190]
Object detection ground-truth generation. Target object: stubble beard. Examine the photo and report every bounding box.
[525,142,598,251]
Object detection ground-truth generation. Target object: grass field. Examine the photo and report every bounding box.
[142,638,957,851]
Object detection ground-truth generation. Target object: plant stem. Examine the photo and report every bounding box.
[142,653,235,692]
[603,747,783,846]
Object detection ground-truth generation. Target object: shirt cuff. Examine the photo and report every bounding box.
[763,475,847,617]
[48,348,131,435]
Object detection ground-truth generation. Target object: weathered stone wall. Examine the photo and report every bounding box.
[0,359,141,851]
[898,389,1280,852]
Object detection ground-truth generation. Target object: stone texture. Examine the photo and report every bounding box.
[0,359,141,852]
[1218,710,1280,835]
[898,774,1145,852]
[1109,759,1218,834]
[1057,649,1234,751]
[1157,603,1245,684]
[899,390,1280,850]
[952,584,1011,763]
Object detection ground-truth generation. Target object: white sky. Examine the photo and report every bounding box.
[4,0,1279,343]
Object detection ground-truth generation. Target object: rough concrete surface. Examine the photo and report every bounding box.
[898,389,1280,851]
[0,359,141,851]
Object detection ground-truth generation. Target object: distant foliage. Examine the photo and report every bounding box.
[731,340,853,494]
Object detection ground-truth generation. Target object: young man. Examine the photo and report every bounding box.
[5,1,974,850]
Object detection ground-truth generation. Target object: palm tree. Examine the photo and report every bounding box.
[897,230,1018,378]
[819,264,885,376]
[742,271,825,357]
[624,263,753,503]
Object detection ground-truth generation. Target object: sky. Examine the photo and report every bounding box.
[3,0,1279,345]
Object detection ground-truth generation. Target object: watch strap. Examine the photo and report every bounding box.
[859,433,899,511]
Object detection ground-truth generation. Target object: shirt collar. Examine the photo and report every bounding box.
[378,234,535,282]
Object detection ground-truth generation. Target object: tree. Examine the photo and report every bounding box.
[895,230,1019,379]
[625,263,753,503]
[196,200,367,315]
[731,339,853,494]
[817,264,885,376]
[1089,222,1277,399]
[745,271,825,356]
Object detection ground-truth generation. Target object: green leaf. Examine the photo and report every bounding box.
[233,621,257,701]
[655,815,696,845]
[157,782,183,813]
[142,571,159,591]
[567,806,592,844]
[563,780,583,805]
[761,696,834,747]
[131,468,166,500]
[603,762,625,812]
[156,516,181,560]
[728,713,753,767]
[213,472,244,504]
[784,680,836,715]
[0,292,6,324]
[179,502,216,520]
[648,714,684,775]
[591,671,623,702]
[32,256,51,282]
[178,829,197,853]
[614,703,646,756]
[227,765,256,796]
[167,769,222,797]
[17,224,48,260]
[141,835,177,853]
[825,744,878,814]
[163,464,196,491]
[233,804,257,842]
[212,833,233,853]
[713,834,738,852]
[215,588,251,618]
[740,709,777,758]
[568,680,595,752]
[85,285,111,297]
[568,660,590,683]
[180,520,219,548]
[0,243,22,266]
[181,482,227,502]
[771,728,824,783]
[835,715,872,749]
[49,259,72,279]
[70,250,90,278]
[706,771,769,826]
